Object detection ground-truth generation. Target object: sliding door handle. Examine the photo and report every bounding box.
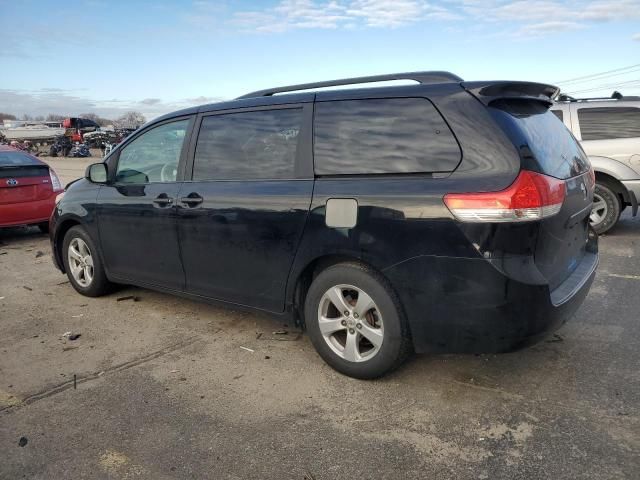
[153,194,173,206]
[179,193,203,207]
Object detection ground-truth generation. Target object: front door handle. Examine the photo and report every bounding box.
[179,193,203,207]
[153,194,173,206]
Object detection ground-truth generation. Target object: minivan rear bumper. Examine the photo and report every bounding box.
[384,248,597,354]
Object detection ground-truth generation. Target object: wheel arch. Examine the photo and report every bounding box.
[52,218,83,273]
[290,254,402,330]
[595,171,630,205]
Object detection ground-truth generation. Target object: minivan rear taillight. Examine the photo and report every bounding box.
[444,170,566,223]
[49,169,63,192]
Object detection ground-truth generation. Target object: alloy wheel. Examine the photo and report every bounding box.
[590,192,608,225]
[68,237,94,288]
[317,284,384,363]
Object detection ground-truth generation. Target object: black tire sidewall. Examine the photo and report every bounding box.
[592,183,621,234]
[62,225,110,297]
[304,263,409,379]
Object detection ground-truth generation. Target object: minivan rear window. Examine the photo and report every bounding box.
[313,98,461,175]
[490,100,590,179]
[578,107,640,141]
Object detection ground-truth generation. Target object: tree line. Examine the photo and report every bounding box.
[0,111,147,128]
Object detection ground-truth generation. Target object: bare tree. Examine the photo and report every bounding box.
[79,113,100,122]
[46,114,66,122]
[117,111,146,128]
[79,112,113,127]
[0,112,17,121]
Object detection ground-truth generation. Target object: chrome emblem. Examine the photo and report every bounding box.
[6,178,18,186]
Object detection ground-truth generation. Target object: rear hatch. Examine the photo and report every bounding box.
[467,82,594,290]
[0,152,53,205]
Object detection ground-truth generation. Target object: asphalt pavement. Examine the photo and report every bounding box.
[0,157,638,479]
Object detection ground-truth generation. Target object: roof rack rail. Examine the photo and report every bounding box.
[237,71,463,99]
[556,91,640,102]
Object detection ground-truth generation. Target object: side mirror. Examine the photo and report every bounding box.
[85,163,108,183]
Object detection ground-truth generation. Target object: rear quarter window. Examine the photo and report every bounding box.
[313,98,461,175]
[551,109,563,121]
[578,106,640,141]
[490,100,590,179]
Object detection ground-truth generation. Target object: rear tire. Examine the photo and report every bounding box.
[62,225,113,297]
[590,182,621,234]
[304,262,413,379]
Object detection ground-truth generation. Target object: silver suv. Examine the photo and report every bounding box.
[552,93,640,233]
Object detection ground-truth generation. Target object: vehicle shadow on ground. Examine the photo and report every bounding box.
[0,226,47,243]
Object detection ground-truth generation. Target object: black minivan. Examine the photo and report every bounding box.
[50,72,598,378]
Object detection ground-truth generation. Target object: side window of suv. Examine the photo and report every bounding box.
[578,107,640,141]
[551,109,563,121]
[116,119,189,184]
[193,108,303,180]
[314,98,460,175]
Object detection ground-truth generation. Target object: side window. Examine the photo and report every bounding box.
[193,108,302,181]
[314,98,460,175]
[116,119,189,184]
[578,107,640,141]
[551,109,563,121]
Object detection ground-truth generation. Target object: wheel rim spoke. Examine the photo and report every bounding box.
[353,289,375,318]
[69,246,83,262]
[84,266,93,283]
[590,193,608,225]
[343,331,359,362]
[79,241,90,257]
[70,262,82,276]
[318,316,346,336]
[326,286,351,314]
[358,323,383,348]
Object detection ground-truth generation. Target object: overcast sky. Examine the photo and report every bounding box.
[1,0,639,121]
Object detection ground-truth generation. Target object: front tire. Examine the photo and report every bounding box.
[304,262,412,379]
[590,182,621,234]
[62,225,113,297]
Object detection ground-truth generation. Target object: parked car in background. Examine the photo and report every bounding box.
[50,72,597,378]
[0,145,63,232]
[552,93,640,233]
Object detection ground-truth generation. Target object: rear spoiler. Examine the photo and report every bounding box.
[462,81,560,107]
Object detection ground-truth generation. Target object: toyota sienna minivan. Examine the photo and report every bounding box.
[50,72,598,378]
